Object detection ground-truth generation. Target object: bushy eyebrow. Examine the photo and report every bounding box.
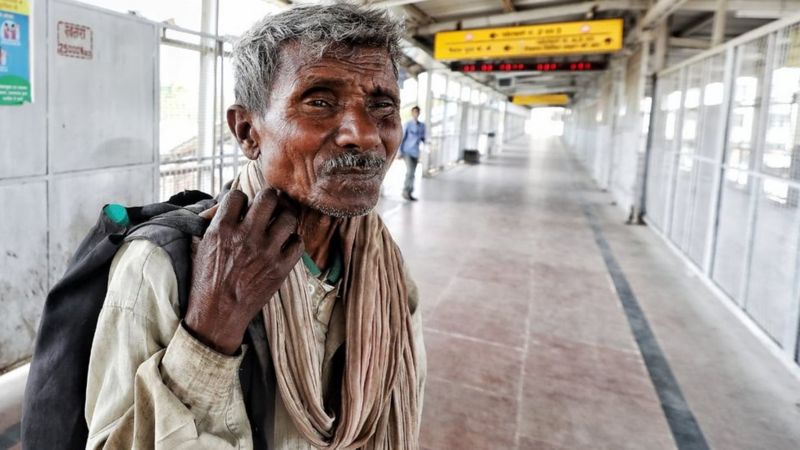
[371,87,400,105]
[297,76,347,92]
[295,76,400,104]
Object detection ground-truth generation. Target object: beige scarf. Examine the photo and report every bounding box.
[233,162,419,449]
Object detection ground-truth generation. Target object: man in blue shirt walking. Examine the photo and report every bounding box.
[399,106,425,201]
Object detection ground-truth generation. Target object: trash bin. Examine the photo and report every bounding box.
[463,149,480,164]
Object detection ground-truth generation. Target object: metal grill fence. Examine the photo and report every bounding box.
[158,26,244,200]
[569,12,800,365]
[646,15,800,361]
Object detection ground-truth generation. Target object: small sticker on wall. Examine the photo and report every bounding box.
[57,21,92,59]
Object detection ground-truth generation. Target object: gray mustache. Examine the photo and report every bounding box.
[321,153,386,174]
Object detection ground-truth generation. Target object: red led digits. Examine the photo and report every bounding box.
[497,63,527,71]
[454,61,602,72]
[536,63,560,71]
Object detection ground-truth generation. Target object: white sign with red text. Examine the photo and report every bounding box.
[57,21,92,59]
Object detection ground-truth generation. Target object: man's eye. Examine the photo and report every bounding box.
[372,101,396,110]
[308,99,332,108]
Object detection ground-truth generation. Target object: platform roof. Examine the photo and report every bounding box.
[358,0,800,100]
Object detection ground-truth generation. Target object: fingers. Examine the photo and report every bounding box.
[275,190,300,214]
[281,233,305,262]
[213,189,249,229]
[210,188,300,266]
[244,188,279,232]
[198,204,219,220]
[266,209,299,252]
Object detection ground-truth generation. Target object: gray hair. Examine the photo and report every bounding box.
[232,3,405,114]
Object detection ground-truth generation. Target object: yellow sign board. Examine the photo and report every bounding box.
[0,0,29,15]
[513,94,569,106]
[434,19,623,61]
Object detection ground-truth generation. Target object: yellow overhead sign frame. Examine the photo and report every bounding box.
[434,19,623,61]
[513,94,570,106]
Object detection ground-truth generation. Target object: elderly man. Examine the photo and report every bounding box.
[84,4,425,449]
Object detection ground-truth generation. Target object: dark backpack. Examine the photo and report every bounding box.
[21,190,276,450]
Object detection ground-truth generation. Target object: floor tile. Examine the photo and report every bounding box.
[419,378,518,450]
[382,137,800,450]
[424,329,524,398]
[426,296,529,349]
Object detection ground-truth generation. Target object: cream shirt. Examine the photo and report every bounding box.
[84,239,426,449]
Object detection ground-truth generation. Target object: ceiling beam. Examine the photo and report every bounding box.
[669,37,711,48]
[513,0,582,6]
[734,9,799,19]
[639,0,691,31]
[381,0,800,23]
[680,0,800,12]
[711,0,727,45]
[630,0,799,43]
[628,0,692,44]
[414,0,646,35]
[675,12,714,36]
[397,4,435,26]
[370,0,427,9]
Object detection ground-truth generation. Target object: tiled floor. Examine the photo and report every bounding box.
[2,136,800,449]
[380,137,800,449]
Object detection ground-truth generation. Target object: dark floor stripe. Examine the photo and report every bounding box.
[0,422,20,449]
[582,203,710,450]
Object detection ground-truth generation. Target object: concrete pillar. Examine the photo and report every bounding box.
[420,71,434,176]
[652,20,669,74]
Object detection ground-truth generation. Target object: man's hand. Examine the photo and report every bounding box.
[185,189,304,355]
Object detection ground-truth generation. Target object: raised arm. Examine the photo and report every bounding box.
[86,188,303,449]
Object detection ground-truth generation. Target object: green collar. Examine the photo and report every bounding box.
[301,251,343,285]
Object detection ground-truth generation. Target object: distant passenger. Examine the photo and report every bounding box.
[399,105,426,201]
[81,4,425,449]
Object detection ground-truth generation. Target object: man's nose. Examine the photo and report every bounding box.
[334,106,382,151]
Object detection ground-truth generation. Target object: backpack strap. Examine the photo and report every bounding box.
[125,199,213,317]
[167,189,214,208]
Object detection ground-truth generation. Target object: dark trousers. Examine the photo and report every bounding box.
[403,154,419,195]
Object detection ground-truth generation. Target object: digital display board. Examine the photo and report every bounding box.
[434,19,623,61]
[452,61,606,73]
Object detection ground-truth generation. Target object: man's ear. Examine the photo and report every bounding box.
[227,105,261,160]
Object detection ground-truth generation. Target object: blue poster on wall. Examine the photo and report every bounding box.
[0,0,31,105]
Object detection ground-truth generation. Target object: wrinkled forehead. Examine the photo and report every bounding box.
[270,42,399,100]
[274,41,398,87]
